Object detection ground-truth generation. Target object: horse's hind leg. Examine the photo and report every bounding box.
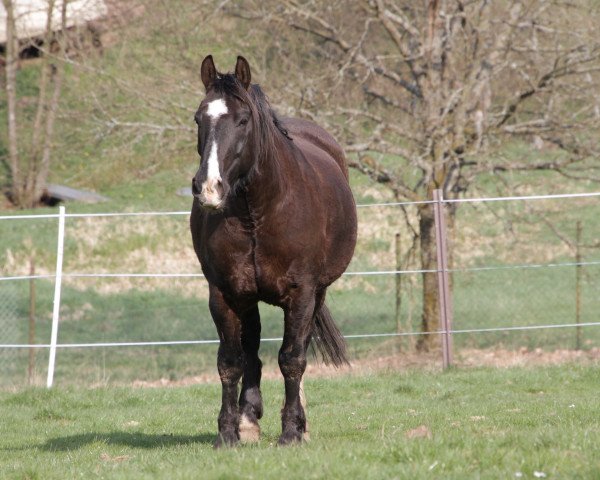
[209,286,244,448]
[296,288,324,442]
[278,290,315,445]
[239,305,263,443]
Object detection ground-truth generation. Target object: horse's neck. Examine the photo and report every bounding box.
[245,139,294,216]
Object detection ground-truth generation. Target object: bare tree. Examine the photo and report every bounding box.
[5,0,593,350]
[1,0,219,194]
[227,0,600,351]
[2,0,68,208]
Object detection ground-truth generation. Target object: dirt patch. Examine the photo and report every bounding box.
[458,346,600,368]
[128,347,600,388]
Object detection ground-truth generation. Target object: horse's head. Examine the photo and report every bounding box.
[192,55,254,210]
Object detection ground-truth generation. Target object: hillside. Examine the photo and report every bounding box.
[1,1,599,386]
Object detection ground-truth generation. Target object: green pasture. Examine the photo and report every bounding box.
[1,259,599,387]
[1,8,600,477]
[1,188,599,390]
[1,366,599,479]
[1,195,599,387]
[1,0,600,389]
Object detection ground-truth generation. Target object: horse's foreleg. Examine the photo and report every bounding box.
[278,292,315,445]
[239,305,263,443]
[209,287,244,448]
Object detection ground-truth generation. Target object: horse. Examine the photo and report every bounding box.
[190,55,357,447]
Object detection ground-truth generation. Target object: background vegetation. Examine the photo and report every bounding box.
[1,1,599,387]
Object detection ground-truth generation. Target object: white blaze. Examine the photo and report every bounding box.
[201,98,228,206]
[206,142,220,182]
[205,98,228,183]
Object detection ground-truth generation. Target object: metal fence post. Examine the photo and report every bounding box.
[47,205,66,388]
[433,190,453,369]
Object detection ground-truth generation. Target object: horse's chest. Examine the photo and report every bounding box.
[203,232,257,295]
[205,227,293,302]
[195,205,323,304]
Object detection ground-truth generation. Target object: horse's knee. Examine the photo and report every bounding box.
[278,348,307,380]
[217,349,243,383]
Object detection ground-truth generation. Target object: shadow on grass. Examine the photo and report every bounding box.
[38,431,216,451]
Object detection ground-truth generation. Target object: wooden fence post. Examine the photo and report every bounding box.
[433,190,453,369]
[395,232,402,352]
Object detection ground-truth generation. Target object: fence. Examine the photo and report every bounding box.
[1,191,599,387]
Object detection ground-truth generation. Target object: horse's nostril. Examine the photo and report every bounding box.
[215,180,224,196]
[191,177,201,196]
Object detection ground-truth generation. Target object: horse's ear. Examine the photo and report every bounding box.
[235,56,251,90]
[201,55,217,91]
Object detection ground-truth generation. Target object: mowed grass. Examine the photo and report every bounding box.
[1,366,599,479]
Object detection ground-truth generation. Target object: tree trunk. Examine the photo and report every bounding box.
[33,0,67,203]
[416,202,440,352]
[27,0,57,203]
[2,0,22,205]
[2,0,67,208]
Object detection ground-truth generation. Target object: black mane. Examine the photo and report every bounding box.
[209,73,291,141]
[247,83,291,141]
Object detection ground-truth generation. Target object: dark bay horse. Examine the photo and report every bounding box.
[190,55,357,447]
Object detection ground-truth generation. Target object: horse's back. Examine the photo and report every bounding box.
[283,118,350,180]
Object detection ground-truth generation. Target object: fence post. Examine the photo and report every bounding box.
[433,190,453,369]
[47,205,66,388]
[395,232,402,352]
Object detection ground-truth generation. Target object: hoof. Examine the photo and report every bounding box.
[239,413,261,443]
[214,431,239,449]
[303,421,310,442]
[277,430,305,446]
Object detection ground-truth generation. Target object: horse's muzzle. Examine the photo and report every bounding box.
[192,176,225,210]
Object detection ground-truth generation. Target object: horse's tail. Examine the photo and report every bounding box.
[312,303,349,367]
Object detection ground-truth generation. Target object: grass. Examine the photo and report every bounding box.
[2,262,598,387]
[2,227,599,387]
[1,366,599,479]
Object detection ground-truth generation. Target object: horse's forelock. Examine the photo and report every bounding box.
[208,74,287,180]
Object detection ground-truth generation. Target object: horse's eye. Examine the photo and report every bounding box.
[238,118,249,127]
